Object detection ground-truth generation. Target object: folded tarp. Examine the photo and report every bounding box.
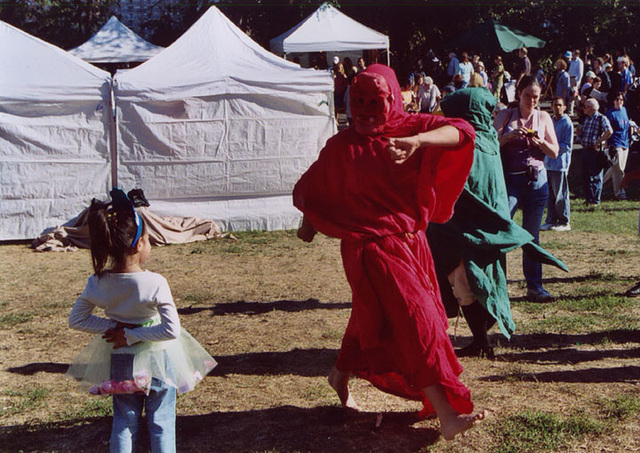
[32,207,222,252]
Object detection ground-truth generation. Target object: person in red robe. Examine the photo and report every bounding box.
[293,64,487,440]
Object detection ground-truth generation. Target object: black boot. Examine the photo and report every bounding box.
[457,301,495,359]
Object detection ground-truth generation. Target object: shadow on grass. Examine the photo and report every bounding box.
[0,406,440,452]
[497,330,640,350]
[6,362,68,375]
[496,346,640,364]
[572,205,639,213]
[5,348,339,379]
[480,365,640,384]
[0,417,112,453]
[507,273,638,287]
[509,291,612,303]
[179,298,351,316]
[210,347,338,377]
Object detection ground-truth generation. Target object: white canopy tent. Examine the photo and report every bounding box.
[69,16,163,64]
[0,21,112,240]
[114,6,335,231]
[270,3,389,64]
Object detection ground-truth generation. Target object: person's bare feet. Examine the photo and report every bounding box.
[328,368,360,411]
[439,410,488,440]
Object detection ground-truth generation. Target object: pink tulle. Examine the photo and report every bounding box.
[89,372,151,395]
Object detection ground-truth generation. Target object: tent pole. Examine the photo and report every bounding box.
[386,48,390,66]
[109,78,118,190]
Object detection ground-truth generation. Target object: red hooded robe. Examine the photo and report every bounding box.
[293,64,475,415]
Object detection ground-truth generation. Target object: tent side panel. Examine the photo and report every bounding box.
[116,92,335,230]
[0,101,111,240]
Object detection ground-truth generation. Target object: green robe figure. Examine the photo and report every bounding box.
[427,87,568,358]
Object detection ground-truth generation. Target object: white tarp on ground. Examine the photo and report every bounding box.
[69,16,163,64]
[0,21,112,240]
[114,6,335,231]
[270,3,389,55]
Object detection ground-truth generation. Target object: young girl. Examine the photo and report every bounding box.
[66,188,216,452]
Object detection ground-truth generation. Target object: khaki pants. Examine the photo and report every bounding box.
[603,147,629,198]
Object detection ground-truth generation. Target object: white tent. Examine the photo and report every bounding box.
[0,21,112,240]
[69,16,164,64]
[270,3,389,60]
[114,6,335,231]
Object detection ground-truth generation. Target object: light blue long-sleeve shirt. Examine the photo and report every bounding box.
[545,114,573,171]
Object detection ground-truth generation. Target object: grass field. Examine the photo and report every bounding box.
[1,199,640,452]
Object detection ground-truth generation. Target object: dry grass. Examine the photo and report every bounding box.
[1,202,640,452]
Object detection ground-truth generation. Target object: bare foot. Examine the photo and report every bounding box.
[328,368,360,411]
[439,410,488,441]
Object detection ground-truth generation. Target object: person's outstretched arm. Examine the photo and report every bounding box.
[386,125,462,164]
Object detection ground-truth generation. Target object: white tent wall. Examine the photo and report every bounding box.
[115,92,334,231]
[113,7,336,231]
[1,7,336,239]
[0,21,112,240]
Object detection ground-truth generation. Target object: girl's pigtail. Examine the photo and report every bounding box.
[87,199,112,277]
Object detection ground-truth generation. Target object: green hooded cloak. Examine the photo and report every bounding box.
[427,87,567,339]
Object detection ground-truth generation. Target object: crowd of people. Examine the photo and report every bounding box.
[329,49,638,299]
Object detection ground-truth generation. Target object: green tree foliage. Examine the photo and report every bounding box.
[0,0,117,49]
[2,0,640,69]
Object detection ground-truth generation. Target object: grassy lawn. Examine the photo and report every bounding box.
[1,199,639,452]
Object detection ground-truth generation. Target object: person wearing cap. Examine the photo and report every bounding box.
[475,61,489,87]
[554,59,571,106]
[580,71,597,96]
[608,56,632,105]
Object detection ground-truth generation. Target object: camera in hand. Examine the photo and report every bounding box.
[524,129,538,138]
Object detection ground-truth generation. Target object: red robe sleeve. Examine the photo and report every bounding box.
[293,115,475,239]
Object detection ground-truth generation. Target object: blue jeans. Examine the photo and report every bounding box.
[545,170,570,225]
[506,169,548,292]
[582,148,604,204]
[110,354,176,453]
